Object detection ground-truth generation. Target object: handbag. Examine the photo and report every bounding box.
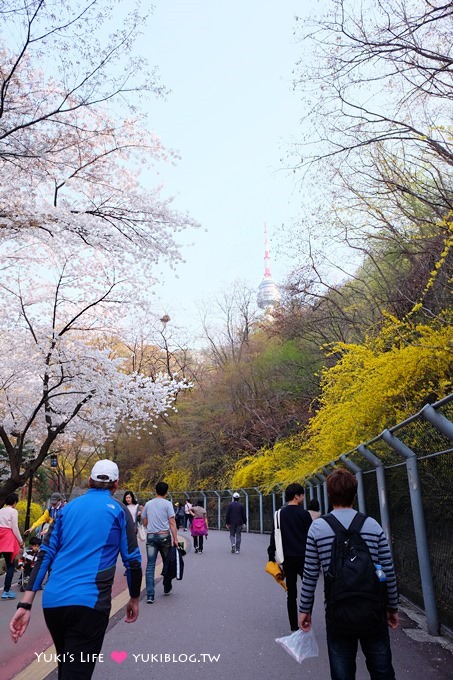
[137,522,147,542]
[265,560,287,591]
[274,509,284,565]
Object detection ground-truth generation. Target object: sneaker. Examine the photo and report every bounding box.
[231,545,236,554]
[235,550,240,554]
[2,591,15,599]
[163,584,172,595]
[146,596,154,604]
[194,548,198,553]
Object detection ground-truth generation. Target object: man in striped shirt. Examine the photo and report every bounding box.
[299,468,399,680]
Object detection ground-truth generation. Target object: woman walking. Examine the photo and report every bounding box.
[0,493,24,599]
[190,501,208,554]
[122,490,143,533]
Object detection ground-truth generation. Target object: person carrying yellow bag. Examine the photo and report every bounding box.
[267,483,312,632]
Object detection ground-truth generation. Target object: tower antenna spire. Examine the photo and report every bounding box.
[257,222,281,310]
[263,222,272,278]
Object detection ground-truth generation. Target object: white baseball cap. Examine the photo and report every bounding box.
[90,459,119,482]
[232,492,240,498]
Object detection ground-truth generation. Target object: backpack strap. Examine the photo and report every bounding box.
[348,512,367,533]
[323,511,367,534]
[322,513,345,534]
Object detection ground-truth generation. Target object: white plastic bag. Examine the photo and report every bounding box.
[275,629,319,663]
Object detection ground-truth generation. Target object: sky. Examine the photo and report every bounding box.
[139,1,310,343]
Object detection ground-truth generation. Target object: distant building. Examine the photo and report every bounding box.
[257,223,281,311]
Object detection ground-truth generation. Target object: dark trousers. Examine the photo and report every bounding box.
[1,552,14,591]
[193,535,204,551]
[326,622,395,680]
[228,524,243,550]
[283,555,305,631]
[44,605,109,680]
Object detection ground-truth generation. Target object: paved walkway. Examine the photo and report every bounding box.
[8,530,453,679]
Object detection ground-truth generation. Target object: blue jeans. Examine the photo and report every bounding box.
[145,533,172,598]
[327,623,395,680]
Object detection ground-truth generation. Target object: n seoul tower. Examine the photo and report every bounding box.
[257,223,281,311]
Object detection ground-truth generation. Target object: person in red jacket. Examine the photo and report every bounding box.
[0,493,24,599]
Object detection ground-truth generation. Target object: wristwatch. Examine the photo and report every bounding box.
[17,602,32,610]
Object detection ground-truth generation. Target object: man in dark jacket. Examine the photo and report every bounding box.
[268,483,312,632]
[225,492,247,554]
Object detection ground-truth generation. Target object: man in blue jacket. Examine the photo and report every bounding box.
[10,459,142,680]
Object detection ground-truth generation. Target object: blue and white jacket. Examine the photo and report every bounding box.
[27,489,142,613]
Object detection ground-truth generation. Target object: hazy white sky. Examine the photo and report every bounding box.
[141,1,310,342]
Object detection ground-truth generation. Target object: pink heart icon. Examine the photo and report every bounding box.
[111,650,128,664]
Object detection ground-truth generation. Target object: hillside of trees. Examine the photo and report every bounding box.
[109,212,451,494]
[109,0,453,494]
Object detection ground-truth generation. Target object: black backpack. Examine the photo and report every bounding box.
[323,512,387,635]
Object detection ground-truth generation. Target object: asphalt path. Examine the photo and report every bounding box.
[90,531,452,680]
[0,580,52,679]
[4,530,452,680]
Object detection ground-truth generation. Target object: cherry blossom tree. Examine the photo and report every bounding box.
[0,0,195,261]
[0,1,196,502]
[0,230,190,504]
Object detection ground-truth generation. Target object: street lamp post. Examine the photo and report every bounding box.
[24,471,33,532]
